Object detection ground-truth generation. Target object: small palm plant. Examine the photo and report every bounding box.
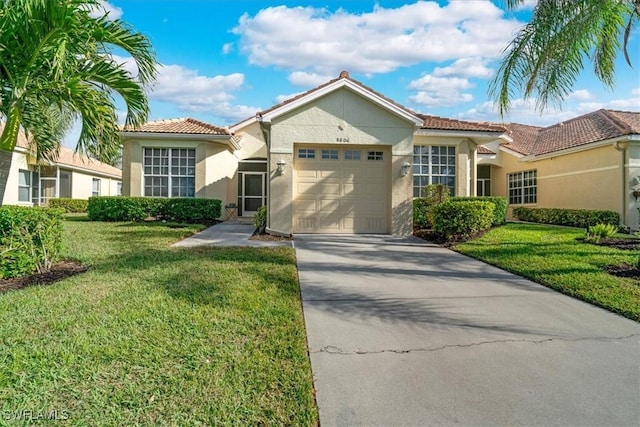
[585,223,618,243]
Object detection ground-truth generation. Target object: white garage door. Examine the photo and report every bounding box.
[294,145,390,233]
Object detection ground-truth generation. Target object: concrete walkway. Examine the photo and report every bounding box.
[295,234,640,426]
[172,221,291,248]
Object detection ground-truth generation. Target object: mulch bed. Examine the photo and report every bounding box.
[604,263,640,280]
[0,260,88,294]
[249,233,292,241]
[576,237,640,251]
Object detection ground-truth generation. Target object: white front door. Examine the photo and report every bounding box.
[241,172,266,216]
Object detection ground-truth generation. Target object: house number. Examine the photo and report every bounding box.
[336,137,350,143]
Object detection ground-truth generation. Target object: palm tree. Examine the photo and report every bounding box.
[0,0,157,204]
[490,0,639,115]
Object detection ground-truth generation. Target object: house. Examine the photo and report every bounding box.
[478,109,640,228]
[1,126,122,206]
[120,71,640,235]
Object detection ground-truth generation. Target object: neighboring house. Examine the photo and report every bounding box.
[1,125,122,206]
[120,71,640,235]
[478,109,640,228]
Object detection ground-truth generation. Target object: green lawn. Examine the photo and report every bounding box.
[454,223,640,321]
[0,218,318,425]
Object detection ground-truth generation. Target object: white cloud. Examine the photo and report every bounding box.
[232,2,522,75]
[514,1,538,11]
[632,88,640,96]
[222,43,234,55]
[288,71,333,88]
[460,98,577,126]
[275,92,304,104]
[89,1,123,20]
[409,74,475,107]
[432,57,493,79]
[566,89,593,101]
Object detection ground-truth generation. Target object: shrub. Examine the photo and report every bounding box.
[433,200,494,240]
[0,206,64,279]
[450,196,507,226]
[413,184,451,229]
[88,197,221,223]
[49,198,88,213]
[253,206,267,235]
[161,198,221,223]
[585,223,618,243]
[513,207,619,228]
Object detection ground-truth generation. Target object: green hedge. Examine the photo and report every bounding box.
[0,206,64,279]
[413,184,451,229]
[434,200,494,240]
[49,198,88,213]
[512,207,620,228]
[413,198,430,229]
[87,197,221,223]
[450,196,507,226]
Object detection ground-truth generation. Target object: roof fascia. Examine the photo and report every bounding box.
[520,134,640,162]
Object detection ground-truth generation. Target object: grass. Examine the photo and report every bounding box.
[453,223,640,321]
[0,218,318,425]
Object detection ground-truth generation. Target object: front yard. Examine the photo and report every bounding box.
[453,223,640,321]
[0,218,318,425]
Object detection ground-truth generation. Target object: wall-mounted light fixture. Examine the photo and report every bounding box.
[401,161,411,177]
[276,159,287,175]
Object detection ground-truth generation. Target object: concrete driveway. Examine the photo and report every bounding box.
[295,234,640,426]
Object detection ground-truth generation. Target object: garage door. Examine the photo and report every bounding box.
[294,145,390,233]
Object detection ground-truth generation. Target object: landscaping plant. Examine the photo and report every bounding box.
[413,184,450,229]
[433,200,494,240]
[253,206,267,234]
[585,223,618,243]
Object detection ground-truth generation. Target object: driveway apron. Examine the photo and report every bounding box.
[295,234,640,426]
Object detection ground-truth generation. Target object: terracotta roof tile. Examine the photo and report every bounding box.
[123,117,231,135]
[504,109,640,156]
[477,146,496,154]
[418,114,506,133]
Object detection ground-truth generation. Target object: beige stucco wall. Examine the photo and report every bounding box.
[493,145,624,221]
[70,171,120,198]
[267,87,416,235]
[2,150,31,205]
[625,142,640,228]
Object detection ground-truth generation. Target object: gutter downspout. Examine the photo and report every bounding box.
[614,140,628,228]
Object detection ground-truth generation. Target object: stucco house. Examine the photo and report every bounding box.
[2,125,122,206]
[120,71,640,235]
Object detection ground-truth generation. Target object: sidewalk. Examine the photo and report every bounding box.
[172,221,292,248]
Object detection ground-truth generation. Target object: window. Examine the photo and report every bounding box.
[116,182,122,196]
[508,170,537,204]
[321,149,338,160]
[477,165,491,197]
[344,150,361,160]
[413,146,456,197]
[298,148,315,159]
[18,169,31,202]
[143,148,195,197]
[92,178,101,197]
[367,151,384,160]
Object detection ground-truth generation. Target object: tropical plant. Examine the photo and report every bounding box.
[0,0,157,204]
[491,0,639,115]
[585,223,618,243]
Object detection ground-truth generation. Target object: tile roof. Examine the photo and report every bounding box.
[477,146,496,154]
[504,109,640,156]
[418,114,506,133]
[122,117,231,135]
[5,123,121,177]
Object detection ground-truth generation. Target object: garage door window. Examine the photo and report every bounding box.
[367,151,384,160]
[322,149,338,160]
[345,150,361,160]
[298,148,315,159]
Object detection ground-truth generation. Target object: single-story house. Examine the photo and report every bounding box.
[1,125,122,206]
[120,71,640,235]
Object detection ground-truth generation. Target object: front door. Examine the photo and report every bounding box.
[241,172,265,216]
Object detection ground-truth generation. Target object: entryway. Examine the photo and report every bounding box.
[237,158,267,217]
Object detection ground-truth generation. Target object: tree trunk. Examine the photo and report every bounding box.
[0,149,14,206]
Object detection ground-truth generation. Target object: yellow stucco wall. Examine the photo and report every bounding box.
[266,87,416,236]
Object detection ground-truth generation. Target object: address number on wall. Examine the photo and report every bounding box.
[336,137,350,143]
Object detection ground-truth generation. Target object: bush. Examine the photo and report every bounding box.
[253,206,267,234]
[433,200,494,240]
[413,184,451,229]
[585,223,618,243]
[87,197,221,223]
[0,206,64,279]
[450,196,507,226]
[513,207,619,228]
[161,198,221,223]
[49,198,88,213]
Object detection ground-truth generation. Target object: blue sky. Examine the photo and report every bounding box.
[92,0,639,141]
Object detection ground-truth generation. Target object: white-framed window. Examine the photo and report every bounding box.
[367,151,384,160]
[143,148,195,197]
[508,170,537,205]
[344,150,361,160]
[18,169,31,202]
[413,146,456,197]
[92,178,101,197]
[298,148,315,159]
[321,149,338,160]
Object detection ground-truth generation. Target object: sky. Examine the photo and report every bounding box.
[71,0,640,145]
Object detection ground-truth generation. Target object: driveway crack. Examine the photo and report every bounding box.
[313,333,640,355]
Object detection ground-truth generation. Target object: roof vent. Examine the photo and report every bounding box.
[339,70,350,79]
